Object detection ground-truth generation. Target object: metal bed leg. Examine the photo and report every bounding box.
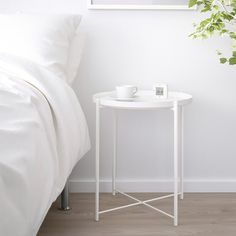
[59,180,71,211]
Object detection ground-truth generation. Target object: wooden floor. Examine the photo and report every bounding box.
[38,193,236,236]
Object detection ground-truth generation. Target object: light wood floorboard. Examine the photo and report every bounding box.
[38,193,236,236]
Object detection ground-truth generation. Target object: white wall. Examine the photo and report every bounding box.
[1,0,236,192]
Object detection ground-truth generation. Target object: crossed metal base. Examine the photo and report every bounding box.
[99,189,182,220]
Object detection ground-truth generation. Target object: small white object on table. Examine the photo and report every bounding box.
[93,90,192,226]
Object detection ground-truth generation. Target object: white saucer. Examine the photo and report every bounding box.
[116,98,134,101]
[115,96,137,101]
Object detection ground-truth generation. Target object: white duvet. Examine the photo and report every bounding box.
[0,54,90,236]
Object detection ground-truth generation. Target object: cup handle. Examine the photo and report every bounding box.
[133,87,138,95]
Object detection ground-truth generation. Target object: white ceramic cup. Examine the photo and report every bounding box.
[116,85,138,99]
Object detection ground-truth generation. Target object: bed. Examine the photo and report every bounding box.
[0,14,90,236]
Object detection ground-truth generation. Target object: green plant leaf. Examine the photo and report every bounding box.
[189,0,197,7]
[220,58,227,64]
[189,0,236,65]
[229,57,236,65]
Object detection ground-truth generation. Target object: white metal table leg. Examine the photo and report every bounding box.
[95,100,100,221]
[179,106,184,200]
[173,101,179,226]
[112,110,117,196]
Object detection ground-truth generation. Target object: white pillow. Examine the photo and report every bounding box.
[67,29,86,83]
[0,14,82,81]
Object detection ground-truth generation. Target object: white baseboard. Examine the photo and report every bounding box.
[69,178,236,193]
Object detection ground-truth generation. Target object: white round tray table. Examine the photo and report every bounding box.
[93,90,192,226]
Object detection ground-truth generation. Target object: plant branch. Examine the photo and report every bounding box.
[215,0,236,19]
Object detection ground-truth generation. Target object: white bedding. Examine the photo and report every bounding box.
[0,14,82,82]
[0,54,90,236]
